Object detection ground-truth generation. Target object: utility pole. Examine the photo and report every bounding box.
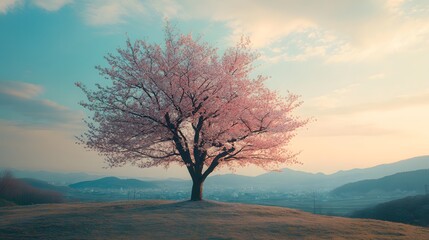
[313,191,316,214]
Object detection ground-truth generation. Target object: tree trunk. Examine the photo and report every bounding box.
[190,179,203,201]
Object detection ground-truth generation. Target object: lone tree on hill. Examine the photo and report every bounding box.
[77,25,308,201]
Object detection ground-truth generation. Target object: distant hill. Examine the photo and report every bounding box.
[69,177,157,190]
[206,169,330,191]
[0,168,104,185]
[4,155,429,192]
[328,156,429,185]
[1,200,428,239]
[0,173,63,205]
[351,194,429,227]
[205,156,429,191]
[331,169,429,196]
[20,178,71,193]
[252,168,330,190]
[205,174,256,188]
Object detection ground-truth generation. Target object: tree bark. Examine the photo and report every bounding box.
[190,178,203,201]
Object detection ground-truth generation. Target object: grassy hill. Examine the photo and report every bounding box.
[0,201,428,239]
[331,169,429,196]
[0,173,63,206]
[351,194,429,227]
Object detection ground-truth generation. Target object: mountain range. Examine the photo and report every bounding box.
[206,155,429,191]
[331,169,429,196]
[2,155,428,191]
[0,169,103,185]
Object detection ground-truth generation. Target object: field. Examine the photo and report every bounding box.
[1,200,428,239]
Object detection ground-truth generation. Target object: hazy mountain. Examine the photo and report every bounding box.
[205,174,256,188]
[69,177,157,190]
[20,178,71,193]
[205,169,329,191]
[331,169,429,196]
[0,168,104,186]
[351,194,429,227]
[205,155,429,191]
[3,155,428,191]
[251,169,329,190]
[329,156,429,184]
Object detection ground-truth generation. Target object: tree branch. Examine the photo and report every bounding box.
[201,147,235,181]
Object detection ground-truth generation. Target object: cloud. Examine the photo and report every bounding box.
[309,84,360,110]
[309,122,396,137]
[3,0,429,63]
[385,0,408,14]
[1,0,72,13]
[0,81,83,128]
[368,73,386,80]
[260,29,338,62]
[7,0,425,63]
[0,0,22,14]
[83,0,145,26]
[155,0,429,62]
[327,17,429,62]
[163,0,318,48]
[313,90,429,116]
[147,0,181,18]
[31,0,73,11]
[338,91,429,114]
[301,87,429,138]
[0,81,43,99]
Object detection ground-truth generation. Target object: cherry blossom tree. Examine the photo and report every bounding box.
[77,25,308,201]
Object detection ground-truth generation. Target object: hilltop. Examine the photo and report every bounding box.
[0,200,428,239]
[331,169,429,197]
[352,194,429,227]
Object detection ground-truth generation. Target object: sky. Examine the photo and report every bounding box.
[0,0,428,179]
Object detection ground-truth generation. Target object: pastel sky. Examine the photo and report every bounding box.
[1,0,428,179]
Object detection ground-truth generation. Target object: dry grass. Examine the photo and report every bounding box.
[0,200,428,239]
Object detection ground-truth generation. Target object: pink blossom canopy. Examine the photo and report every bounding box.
[77,26,308,182]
